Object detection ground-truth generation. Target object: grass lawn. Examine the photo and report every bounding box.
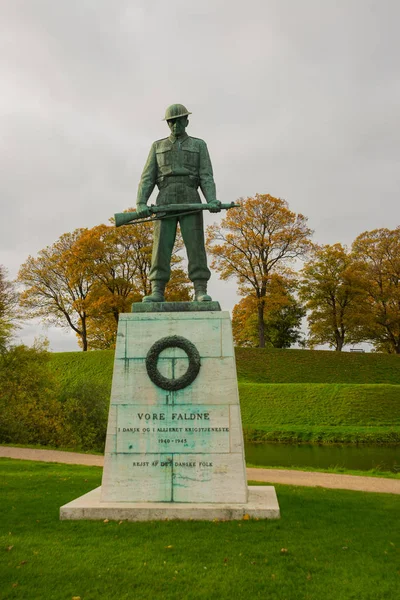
[239,383,400,427]
[240,383,400,444]
[1,459,399,600]
[50,350,114,394]
[235,347,400,384]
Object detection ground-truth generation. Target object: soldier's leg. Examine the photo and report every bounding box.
[144,218,177,302]
[179,211,212,301]
[149,217,178,282]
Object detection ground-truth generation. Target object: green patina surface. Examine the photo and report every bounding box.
[133,104,222,303]
[131,301,221,312]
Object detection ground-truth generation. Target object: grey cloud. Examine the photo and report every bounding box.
[1,0,399,350]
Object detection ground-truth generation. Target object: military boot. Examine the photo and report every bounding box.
[193,280,212,302]
[143,281,166,303]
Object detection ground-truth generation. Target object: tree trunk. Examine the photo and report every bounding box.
[334,327,344,351]
[258,301,266,348]
[335,338,344,351]
[81,315,88,351]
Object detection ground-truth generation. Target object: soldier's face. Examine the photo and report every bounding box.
[167,116,188,138]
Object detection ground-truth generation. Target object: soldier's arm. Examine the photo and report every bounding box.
[198,140,218,204]
[136,143,157,210]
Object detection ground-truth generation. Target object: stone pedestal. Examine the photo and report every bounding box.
[60,303,280,521]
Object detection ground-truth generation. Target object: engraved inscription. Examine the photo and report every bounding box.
[116,405,230,454]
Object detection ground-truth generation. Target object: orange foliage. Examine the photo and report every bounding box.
[351,227,400,353]
[207,194,312,347]
[300,243,362,351]
[18,216,192,350]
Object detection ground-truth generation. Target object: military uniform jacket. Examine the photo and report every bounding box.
[136,133,217,206]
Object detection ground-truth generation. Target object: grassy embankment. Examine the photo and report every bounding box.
[236,348,400,444]
[1,458,399,600]
[50,348,400,446]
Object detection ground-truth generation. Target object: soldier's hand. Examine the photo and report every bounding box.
[136,204,151,218]
[208,200,221,213]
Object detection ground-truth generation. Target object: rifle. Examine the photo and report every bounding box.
[115,202,239,227]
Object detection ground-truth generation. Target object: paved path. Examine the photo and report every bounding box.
[1,446,399,495]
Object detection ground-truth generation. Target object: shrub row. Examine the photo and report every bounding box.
[0,345,108,451]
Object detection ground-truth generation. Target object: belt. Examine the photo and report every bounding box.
[157,176,199,189]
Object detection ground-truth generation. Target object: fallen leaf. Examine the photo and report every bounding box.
[243,514,250,520]
[280,548,288,554]
[103,519,109,523]
[165,545,173,549]
[6,546,14,552]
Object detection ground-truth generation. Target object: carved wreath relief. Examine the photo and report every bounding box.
[145,335,201,391]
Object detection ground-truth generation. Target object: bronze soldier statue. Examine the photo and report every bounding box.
[136,104,221,303]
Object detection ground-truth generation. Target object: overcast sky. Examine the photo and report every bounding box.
[1,0,400,351]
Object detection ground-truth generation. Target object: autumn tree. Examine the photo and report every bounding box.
[299,243,362,351]
[0,265,19,350]
[69,221,152,349]
[18,218,192,350]
[74,220,191,349]
[18,229,94,351]
[351,227,400,354]
[232,275,305,348]
[207,194,312,347]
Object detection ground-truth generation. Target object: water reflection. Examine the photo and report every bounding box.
[244,442,400,473]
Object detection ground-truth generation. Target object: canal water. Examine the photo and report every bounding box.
[244,442,400,473]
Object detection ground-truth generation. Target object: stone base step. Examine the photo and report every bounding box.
[60,486,280,521]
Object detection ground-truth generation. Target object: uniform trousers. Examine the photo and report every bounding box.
[148,209,211,283]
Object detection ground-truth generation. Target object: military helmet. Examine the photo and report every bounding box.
[163,104,192,121]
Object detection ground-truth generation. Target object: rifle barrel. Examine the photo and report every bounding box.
[114,202,239,227]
